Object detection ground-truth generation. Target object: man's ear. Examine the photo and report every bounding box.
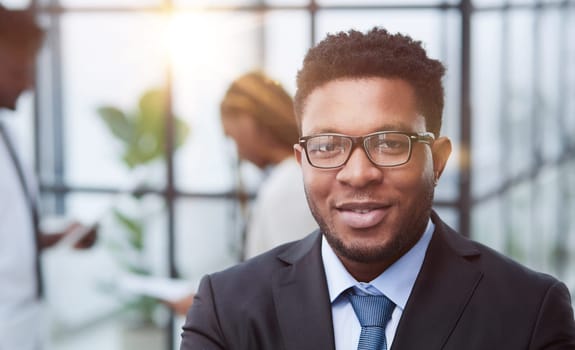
[431,136,452,182]
[294,144,304,166]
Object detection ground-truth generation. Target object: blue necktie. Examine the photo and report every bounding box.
[348,290,395,350]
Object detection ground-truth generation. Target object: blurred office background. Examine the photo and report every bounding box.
[1,0,574,349]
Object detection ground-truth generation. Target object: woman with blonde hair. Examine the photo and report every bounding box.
[167,72,317,315]
[220,71,317,258]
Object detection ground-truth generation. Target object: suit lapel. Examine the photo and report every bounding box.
[270,214,482,350]
[272,232,336,350]
[392,213,483,349]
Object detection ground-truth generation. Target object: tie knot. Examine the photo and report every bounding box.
[347,291,395,327]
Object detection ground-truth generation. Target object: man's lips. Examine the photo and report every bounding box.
[335,202,391,229]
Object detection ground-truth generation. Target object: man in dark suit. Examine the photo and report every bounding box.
[180,27,575,349]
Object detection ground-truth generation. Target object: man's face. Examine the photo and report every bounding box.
[0,45,36,110]
[294,78,450,275]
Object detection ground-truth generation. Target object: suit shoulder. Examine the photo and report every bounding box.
[209,232,319,289]
[456,236,565,297]
[438,221,562,291]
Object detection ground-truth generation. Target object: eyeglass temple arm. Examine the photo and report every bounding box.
[413,132,435,144]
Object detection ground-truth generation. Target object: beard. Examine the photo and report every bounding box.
[305,177,435,265]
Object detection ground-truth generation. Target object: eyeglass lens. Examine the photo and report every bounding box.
[305,132,412,168]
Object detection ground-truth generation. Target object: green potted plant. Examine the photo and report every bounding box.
[97,88,190,330]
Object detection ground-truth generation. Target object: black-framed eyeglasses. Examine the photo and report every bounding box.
[298,131,435,169]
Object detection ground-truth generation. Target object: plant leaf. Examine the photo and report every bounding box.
[112,208,144,250]
[97,106,134,144]
[175,118,191,148]
[98,88,191,169]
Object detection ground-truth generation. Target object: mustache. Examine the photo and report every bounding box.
[342,192,379,200]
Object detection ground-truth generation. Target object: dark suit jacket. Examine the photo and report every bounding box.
[180,212,575,349]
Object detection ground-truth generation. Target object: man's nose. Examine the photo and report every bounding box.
[335,146,383,188]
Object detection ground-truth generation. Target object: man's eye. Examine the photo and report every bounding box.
[372,139,408,154]
[380,140,403,149]
[308,139,346,158]
[311,143,341,154]
[318,143,338,152]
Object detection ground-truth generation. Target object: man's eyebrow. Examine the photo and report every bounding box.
[306,124,414,135]
[377,123,413,132]
[306,128,341,134]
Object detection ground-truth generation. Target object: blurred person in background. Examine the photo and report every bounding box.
[0,5,96,349]
[166,71,317,315]
[220,71,317,258]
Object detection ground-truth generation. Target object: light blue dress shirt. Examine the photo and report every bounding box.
[322,218,435,350]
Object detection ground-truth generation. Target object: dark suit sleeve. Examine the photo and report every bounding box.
[529,281,575,349]
[180,275,227,350]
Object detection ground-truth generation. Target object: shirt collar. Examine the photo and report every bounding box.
[321,218,435,311]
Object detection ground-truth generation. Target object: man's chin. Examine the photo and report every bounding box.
[324,231,396,264]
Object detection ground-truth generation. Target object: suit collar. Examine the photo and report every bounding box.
[276,229,320,264]
[273,230,336,350]
[392,211,483,349]
[430,211,480,257]
[321,218,435,311]
[272,213,483,350]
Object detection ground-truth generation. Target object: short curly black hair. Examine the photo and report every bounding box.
[294,27,446,137]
